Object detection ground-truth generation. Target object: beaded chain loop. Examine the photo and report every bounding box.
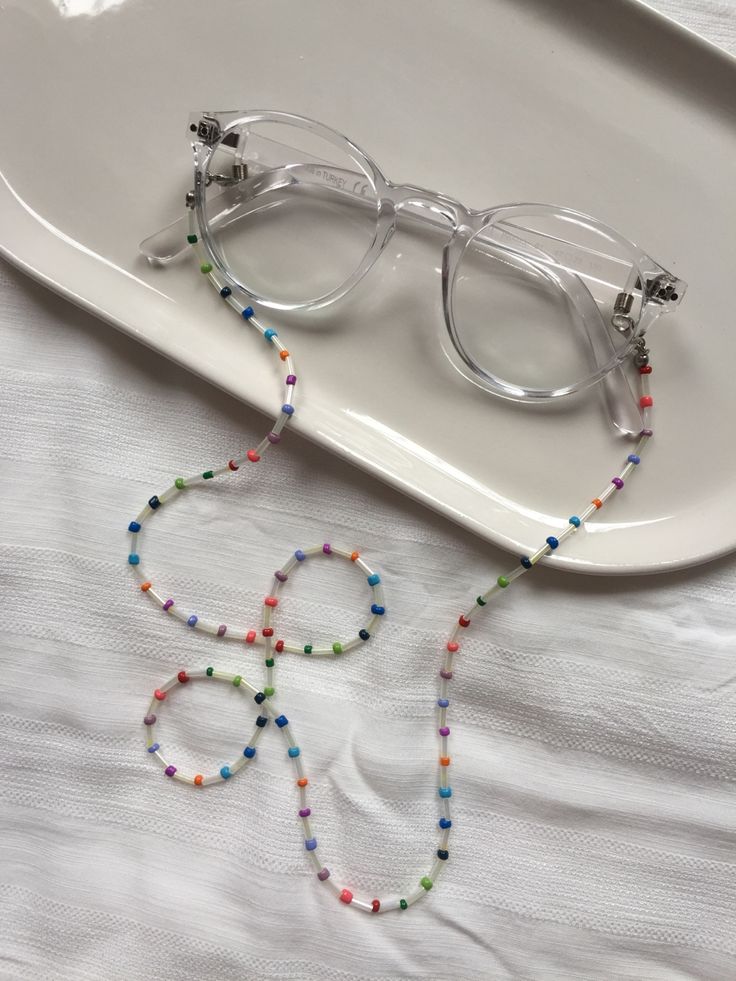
[131,213,655,913]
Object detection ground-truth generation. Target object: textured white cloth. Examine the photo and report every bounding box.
[2,5,736,980]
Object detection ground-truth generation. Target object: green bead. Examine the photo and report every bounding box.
[476,595,487,606]
[200,262,213,274]
[187,233,198,244]
[332,642,343,655]
[265,657,275,667]
[304,644,312,654]
[264,686,275,697]
[174,477,185,490]
[206,666,214,677]
[399,899,408,910]
[232,675,242,687]
[497,576,509,588]
[420,876,433,891]
[203,470,214,480]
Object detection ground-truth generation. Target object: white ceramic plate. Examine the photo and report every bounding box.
[1,0,735,574]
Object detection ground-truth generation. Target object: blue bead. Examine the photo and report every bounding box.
[275,714,289,728]
[288,746,300,758]
[628,454,641,465]
[546,536,559,550]
[367,574,381,586]
[148,495,161,510]
[569,516,581,527]
[437,849,449,860]
[147,743,160,753]
[263,326,277,338]
[128,521,141,533]
[242,306,254,319]
[520,555,532,569]
[305,838,318,851]
[439,818,452,829]
[437,698,449,708]
[256,715,268,727]
[220,765,231,780]
[281,404,295,415]
[243,746,256,758]
[439,786,452,798]
[371,604,385,616]
[359,629,370,641]
[220,286,232,298]
[254,692,266,704]
[128,554,140,565]
[295,549,306,561]
[187,615,198,627]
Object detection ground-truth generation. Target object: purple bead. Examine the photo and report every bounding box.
[267,432,281,444]
[275,571,288,582]
[612,477,624,489]
[164,765,177,777]
[323,543,331,554]
[143,714,156,726]
[286,374,297,386]
[440,669,453,680]
[439,726,450,737]
[217,624,227,637]
[640,428,653,437]
[163,599,174,611]
[317,867,330,881]
[299,807,311,817]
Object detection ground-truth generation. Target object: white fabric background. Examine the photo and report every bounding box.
[2,5,735,979]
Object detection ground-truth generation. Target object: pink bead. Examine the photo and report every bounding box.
[246,630,257,644]
[340,889,353,904]
[447,641,459,653]
[323,543,332,554]
[265,596,278,607]
[154,689,166,701]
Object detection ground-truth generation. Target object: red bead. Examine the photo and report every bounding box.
[639,365,652,374]
[447,641,459,653]
[247,449,260,463]
[154,689,166,701]
[275,640,285,653]
[245,630,256,644]
[262,627,274,637]
[177,670,189,684]
[458,615,470,627]
[228,459,239,471]
[640,395,653,408]
[264,596,278,607]
[371,899,381,913]
[339,889,353,904]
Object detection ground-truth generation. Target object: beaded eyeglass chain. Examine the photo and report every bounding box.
[130,209,654,915]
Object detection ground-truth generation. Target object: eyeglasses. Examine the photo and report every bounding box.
[140,110,686,432]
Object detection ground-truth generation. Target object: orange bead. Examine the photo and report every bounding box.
[350,551,360,562]
[297,777,308,787]
[592,498,603,509]
[194,774,203,786]
[140,582,152,592]
[440,757,451,766]
[280,350,289,361]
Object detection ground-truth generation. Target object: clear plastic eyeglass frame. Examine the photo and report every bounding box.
[141,110,687,432]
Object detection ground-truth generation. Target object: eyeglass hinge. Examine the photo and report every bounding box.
[645,274,680,304]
